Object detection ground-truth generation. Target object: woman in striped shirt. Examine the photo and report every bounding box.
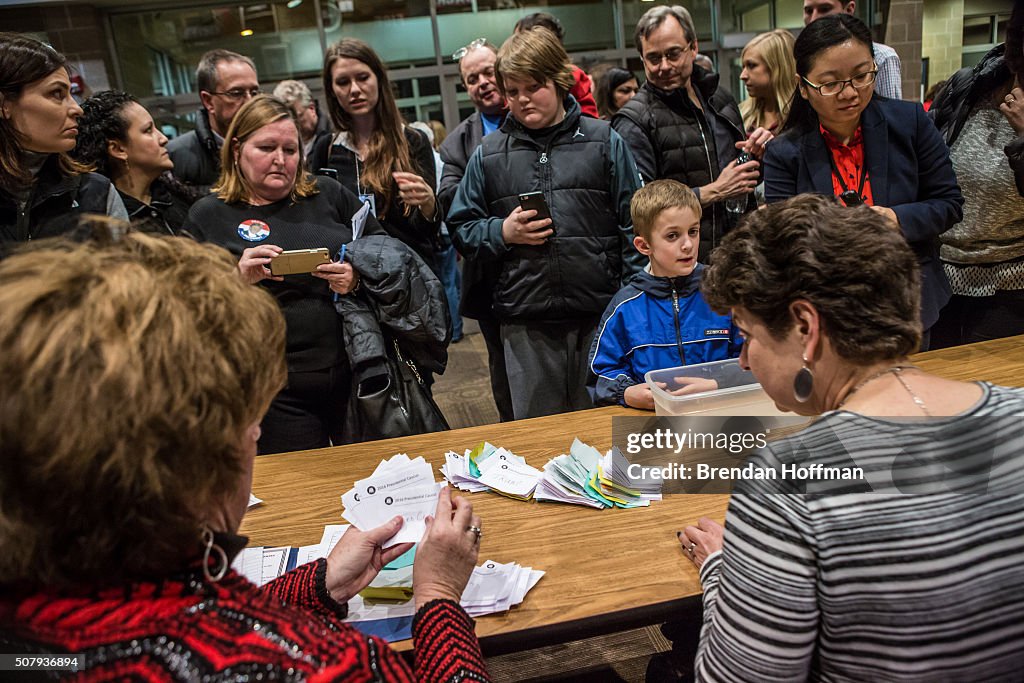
[679,194,1024,681]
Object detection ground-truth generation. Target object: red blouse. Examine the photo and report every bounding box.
[820,124,874,207]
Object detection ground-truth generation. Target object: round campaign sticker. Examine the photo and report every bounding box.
[237,219,270,241]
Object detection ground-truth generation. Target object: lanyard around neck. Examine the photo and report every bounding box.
[825,145,867,200]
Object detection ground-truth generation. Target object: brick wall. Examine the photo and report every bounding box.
[885,0,925,100]
[922,0,966,89]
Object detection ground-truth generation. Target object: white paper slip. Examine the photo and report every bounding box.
[343,458,435,510]
[351,200,372,241]
[372,453,411,478]
[231,546,265,585]
[476,447,526,474]
[318,524,350,555]
[344,482,441,548]
[477,458,543,498]
[248,493,263,508]
[441,451,489,492]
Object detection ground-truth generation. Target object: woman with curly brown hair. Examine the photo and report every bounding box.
[311,39,441,274]
[73,90,196,235]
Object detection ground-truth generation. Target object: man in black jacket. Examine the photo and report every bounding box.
[168,50,259,194]
[613,5,770,262]
[439,39,515,422]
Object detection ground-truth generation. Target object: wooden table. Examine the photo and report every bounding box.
[240,335,1024,654]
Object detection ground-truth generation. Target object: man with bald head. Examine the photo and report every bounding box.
[439,39,513,422]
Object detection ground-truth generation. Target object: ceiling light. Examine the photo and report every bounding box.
[240,29,254,36]
[287,0,303,7]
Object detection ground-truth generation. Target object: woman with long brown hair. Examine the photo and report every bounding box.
[312,39,440,274]
[0,33,126,253]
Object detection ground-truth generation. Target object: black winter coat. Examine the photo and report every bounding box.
[335,233,450,380]
[447,97,644,323]
[0,156,121,255]
[167,109,220,194]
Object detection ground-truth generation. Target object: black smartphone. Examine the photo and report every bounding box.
[518,191,552,222]
[317,167,339,180]
[735,151,752,166]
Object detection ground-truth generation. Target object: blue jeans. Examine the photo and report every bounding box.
[437,243,462,340]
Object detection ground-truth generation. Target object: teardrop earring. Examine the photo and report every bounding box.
[793,355,814,403]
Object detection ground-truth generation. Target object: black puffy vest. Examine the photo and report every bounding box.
[615,69,746,259]
[479,103,625,322]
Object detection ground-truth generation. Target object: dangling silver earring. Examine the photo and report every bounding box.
[793,355,814,403]
[201,527,228,583]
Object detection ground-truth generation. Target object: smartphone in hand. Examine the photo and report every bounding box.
[518,191,553,231]
[269,248,331,276]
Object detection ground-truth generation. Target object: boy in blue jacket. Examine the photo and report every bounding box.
[588,180,743,409]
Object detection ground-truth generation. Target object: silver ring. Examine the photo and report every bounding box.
[1008,95,1016,103]
[467,525,482,541]
[687,542,696,555]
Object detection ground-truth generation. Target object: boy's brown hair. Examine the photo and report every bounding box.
[630,179,702,241]
[495,27,575,99]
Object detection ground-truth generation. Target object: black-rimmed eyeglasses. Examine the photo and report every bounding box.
[801,69,877,96]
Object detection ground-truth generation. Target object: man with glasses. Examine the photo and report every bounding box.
[168,49,260,193]
[613,5,770,263]
[438,38,515,422]
[803,0,902,100]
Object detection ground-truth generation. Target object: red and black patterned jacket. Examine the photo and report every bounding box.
[0,558,489,682]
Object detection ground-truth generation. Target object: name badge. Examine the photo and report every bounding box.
[237,219,270,242]
[704,328,729,337]
[358,193,377,217]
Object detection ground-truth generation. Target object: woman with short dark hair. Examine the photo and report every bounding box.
[678,194,1024,681]
[0,33,126,253]
[74,90,196,235]
[763,14,963,349]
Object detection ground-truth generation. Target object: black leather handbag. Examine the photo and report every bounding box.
[345,336,450,442]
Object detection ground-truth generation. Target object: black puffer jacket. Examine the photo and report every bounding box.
[167,109,221,194]
[0,156,122,255]
[447,97,643,323]
[930,44,1024,197]
[335,234,450,381]
[613,67,748,261]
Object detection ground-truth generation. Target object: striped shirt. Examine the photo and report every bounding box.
[695,383,1024,682]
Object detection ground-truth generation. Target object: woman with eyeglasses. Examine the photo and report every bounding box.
[0,33,127,255]
[762,14,963,350]
[311,39,441,275]
[73,90,197,235]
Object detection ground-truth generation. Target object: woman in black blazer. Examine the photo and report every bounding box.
[763,15,963,348]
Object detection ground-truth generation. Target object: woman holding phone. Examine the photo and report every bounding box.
[762,14,963,349]
[185,95,385,454]
[311,39,441,274]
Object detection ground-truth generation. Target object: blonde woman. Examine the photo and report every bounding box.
[739,29,797,134]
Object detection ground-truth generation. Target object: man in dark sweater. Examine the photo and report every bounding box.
[439,39,515,422]
[613,5,770,262]
[168,50,260,194]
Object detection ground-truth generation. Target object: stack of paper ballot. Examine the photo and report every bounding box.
[443,438,661,509]
[341,454,443,547]
[441,442,543,500]
[460,560,545,617]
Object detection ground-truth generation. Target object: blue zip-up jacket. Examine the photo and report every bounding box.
[587,265,743,406]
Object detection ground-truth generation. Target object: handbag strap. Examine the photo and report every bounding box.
[392,339,424,385]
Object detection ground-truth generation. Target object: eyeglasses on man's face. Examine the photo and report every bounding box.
[208,87,262,101]
[453,38,487,61]
[643,44,692,67]
[801,69,877,96]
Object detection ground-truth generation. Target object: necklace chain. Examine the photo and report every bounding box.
[837,364,931,416]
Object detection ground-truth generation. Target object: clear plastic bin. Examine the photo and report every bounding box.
[644,358,788,416]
